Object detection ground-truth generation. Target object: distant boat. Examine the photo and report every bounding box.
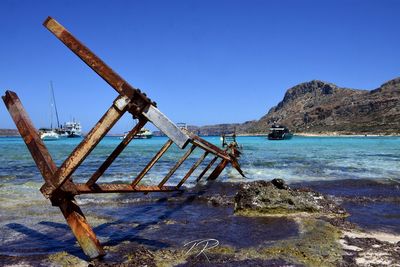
[39,82,83,140]
[39,128,59,141]
[268,124,293,140]
[58,120,82,138]
[121,128,153,139]
[39,81,60,141]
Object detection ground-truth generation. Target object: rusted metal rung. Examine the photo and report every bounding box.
[76,184,178,194]
[177,151,209,188]
[131,139,174,187]
[197,156,219,182]
[86,118,147,187]
[158,144,197,187]
[207,159,230,181]
[40,95,131,199]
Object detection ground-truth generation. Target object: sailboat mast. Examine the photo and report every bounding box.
[50,81,60,129]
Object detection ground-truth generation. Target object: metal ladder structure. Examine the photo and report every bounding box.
[2,17,244,259]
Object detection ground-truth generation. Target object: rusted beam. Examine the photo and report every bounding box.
[2,91,105,259]
[190,135,231,161]
[196,156,218,182]
[131,139,174,187]
[75,184,178,194]
[207,159,229,180]
[40,95,130,198]
[86,118,147,187]
[176,151,209,188]
[43,17,146,103]
[43,16,190,149]
[158,144,196,187]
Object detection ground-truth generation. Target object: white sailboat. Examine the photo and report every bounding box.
[39,81,60,141]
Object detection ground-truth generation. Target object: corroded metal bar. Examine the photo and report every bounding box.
[191,135,245,177]
[40,95,130,198]
[190,135,231,161]
[207,159,229,180]
[76,184,178,194]
[86,118,147,187]
[158,144,197,187]
[2,91,105,259]
[131,139,174,187]
[196,156,218,182]
[176,151,209,188]
[43,17,190,149]
[43,17,146,102]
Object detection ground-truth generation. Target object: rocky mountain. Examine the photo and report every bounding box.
[184,78,400,135]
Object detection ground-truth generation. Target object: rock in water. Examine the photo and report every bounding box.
[234,179,346,216]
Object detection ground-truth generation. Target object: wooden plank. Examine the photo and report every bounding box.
[142,105,190,149]
[158,144,196,187]
[86,118,147,187]
[196,156,218,182]
[176,151,209,188]
[131,139,174,187]
[76,183,178,194]
[40,95,130,198]
[2,91,105,259]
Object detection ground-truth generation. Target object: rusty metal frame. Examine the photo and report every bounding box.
[2,16,244,260]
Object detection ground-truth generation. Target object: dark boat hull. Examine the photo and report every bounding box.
[268,132,293,140]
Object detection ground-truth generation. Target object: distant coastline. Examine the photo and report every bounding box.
[1,128,399,138]
[0,129,19,137]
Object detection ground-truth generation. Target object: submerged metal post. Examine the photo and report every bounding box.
[2,16,244,259]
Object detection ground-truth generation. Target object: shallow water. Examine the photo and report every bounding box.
[0,135,399,257]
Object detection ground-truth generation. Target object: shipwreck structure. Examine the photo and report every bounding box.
[2,17,244,259]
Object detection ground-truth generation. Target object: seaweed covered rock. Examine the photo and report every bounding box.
[234,179,346,216]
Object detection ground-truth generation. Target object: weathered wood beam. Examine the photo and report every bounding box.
[40,95,130,199]
[86,118,147,187]
[131,139,174,187]
[158,144,196,187]
[2,91,105,259]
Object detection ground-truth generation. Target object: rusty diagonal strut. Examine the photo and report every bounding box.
[2,16,244,260]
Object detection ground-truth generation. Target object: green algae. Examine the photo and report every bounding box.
[48,251,87,267]
[233,218,343,267]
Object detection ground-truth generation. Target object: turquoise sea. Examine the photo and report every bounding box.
[0,135,399,257]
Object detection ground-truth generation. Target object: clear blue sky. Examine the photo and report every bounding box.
[1,0,399,133]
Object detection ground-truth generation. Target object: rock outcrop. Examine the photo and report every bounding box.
[234,179,346,216]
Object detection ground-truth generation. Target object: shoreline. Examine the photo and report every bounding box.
[0,178,399,266]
